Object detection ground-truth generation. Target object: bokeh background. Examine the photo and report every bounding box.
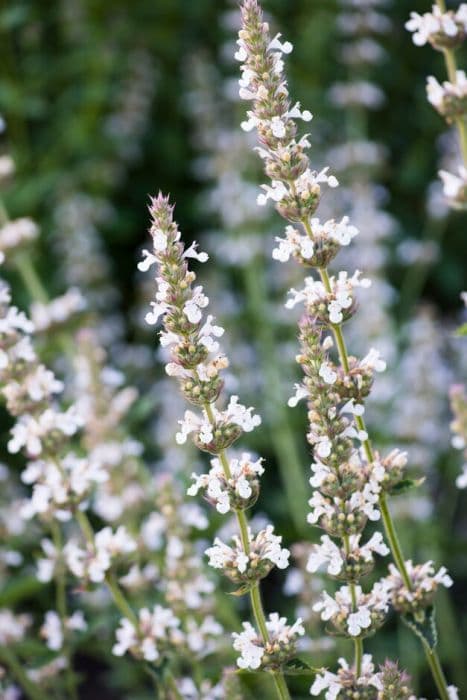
[0,0,466,697]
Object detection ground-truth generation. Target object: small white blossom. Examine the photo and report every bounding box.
[188,453,264,513]
[406,5,467,47]
[112,605,181,661]
[233,613,304,670]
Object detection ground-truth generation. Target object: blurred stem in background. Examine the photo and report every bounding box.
[0,647,49,700]
[243,257,309,535]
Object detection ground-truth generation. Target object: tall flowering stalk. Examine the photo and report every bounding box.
[139,193,307,700]
[406,2,467,206]
[236,2,455,698]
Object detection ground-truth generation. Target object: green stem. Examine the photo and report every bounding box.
[51,522,78,700]
[311,262,452,699]
[343,535,362,673]
[14,252,49,305]
[271,670,293,700]
[0,646,49,700]
[423,643,450,700]
[203,403,291,700]
[354,637,363,678]
[243,259,309,534]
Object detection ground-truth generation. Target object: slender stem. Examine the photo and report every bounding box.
[305,251,451,698]
[378,494,412,590]
[354,637,363,678]
[343,534,362,673]
[203,403,291,700]
[51,522,78,700]
[249,582,269,643]
[423,642,450,700]
[14,252,50,305]
[243,259,309,533]
[271,670,293,700]
[0,646,49,700]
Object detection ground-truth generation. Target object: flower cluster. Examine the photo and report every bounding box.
[0,218,38,258]
[206,525,289,585]
[30,287,87,334]
[383,560,453,616]
[41,610,87,651]
[113,605,182,662]
[427,70,467,122]
[187,452,264,513]
[232,614,304,671]
[313,582,389,638]
[406,5,467,50]
[311,656,415,700]
[140,192,299,676]
[64,525,137,584]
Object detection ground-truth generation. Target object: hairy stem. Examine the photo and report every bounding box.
[308,254,451,698]
[204,403,291,700]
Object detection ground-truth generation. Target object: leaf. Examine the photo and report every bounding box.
[455,323,467,337]
[402,605,438,650]
[389,477,425,496]
[283,658,315,676]
[0,575,43,607]
[229,584,252,597]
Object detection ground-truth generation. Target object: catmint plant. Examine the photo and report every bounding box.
[236,1,456,698]
[139,192,304,699]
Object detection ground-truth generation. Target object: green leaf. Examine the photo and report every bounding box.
[283,658,315,676]
[455,323,467,337]
[402,605,438,650]
[0,575,43,607]
[229,584,252,597]
[389,477,425,496]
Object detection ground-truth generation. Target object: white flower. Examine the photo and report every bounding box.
[64,526,136,583]
[307,535,343,576]
[205,525,289,575]
[313,583,389,637]
[184,241,208,263]
[311,654,382,699]
[36,538,58,582]
[8,407,83,457]
[187,453,264,514]
[319,361,338,384]
[307,532,389,578]
[288,383,308,408]
[406,5,467,47]
[439,165,467,207]
[112,605,181,661]
[183,285,209,323]
[0,218,38,254]
[30,288,86,333]
[232,613,304,671]
[232,621,263,669]
[0,610,32,644]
